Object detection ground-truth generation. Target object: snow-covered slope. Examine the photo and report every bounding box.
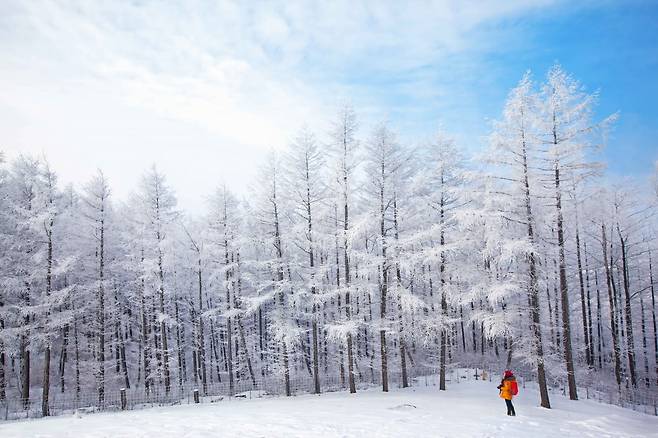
[1,378,656,438]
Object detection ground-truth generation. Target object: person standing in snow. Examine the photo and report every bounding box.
[497,370,518,416]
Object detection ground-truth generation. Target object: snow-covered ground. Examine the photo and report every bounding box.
[1,377,656,437]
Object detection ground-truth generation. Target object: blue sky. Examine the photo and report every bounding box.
[1,1,656,210]
[307,0,658,177]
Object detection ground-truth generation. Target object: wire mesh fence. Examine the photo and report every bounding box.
[0,371,407,421]
[1,365,656,421]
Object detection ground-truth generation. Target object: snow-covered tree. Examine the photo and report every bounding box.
[0,64,654,417]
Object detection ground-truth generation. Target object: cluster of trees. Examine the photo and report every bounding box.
[1,65,657,416]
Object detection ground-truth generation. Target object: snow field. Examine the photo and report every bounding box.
[1,378,656,438]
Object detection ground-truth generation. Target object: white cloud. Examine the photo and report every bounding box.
[0,0,562,212]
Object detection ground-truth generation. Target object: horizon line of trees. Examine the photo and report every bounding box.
[1,64,658,417]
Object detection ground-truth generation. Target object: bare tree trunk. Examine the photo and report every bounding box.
[379,164,389,393]
[345,270,356,395]
[343,180,356,395]
[235,252,256,387]
[554,163,577,400]
[237,316,256,386]
[309,194,320,394]
[175,299,184,390]
[439,287,447,391]
[602,223,622,386]
[42,346,51,416]
[19,316,30,408]
[98,216,106,405]
[438,183,448,391]
[583,242,596,367]
[393,194,408,389]
[311,320,320,394]
[0,309,4,401]
[594,267,603,370]
[271,174,291,397]
[21,279,32,406]
[119,322,130,389]
[545,272,556,353]
[115,307,121,375]
[58,322,69,393]
[197,258,207,394]
[156,246,171,393]
[281,338,291,396]
[140,254,151,394]
[258,308,264,370]
[649,251,658,387]
[191,314,198,385]
[521,137,550,408]
[575,226,592,366]
[460,306,466,353]
[223,206,235,396]
[72,299,81,403]
[613,263,626,380]
[209,319,222,383]
[42,222,53,417]
[617,226,637,387]
[640,283,650,387]
[553,262,560,352]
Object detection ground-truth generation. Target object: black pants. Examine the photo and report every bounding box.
[505,399,516,416]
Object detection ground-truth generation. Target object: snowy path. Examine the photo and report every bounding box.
[1,379,656,437]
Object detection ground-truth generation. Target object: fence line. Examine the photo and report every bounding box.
[1,365,656,421]
[0,369,429,421]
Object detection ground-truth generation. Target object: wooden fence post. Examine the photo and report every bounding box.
[120,388,127,410]
[193,389,200,404]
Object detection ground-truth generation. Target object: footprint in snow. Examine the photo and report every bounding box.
[389,404,418,410]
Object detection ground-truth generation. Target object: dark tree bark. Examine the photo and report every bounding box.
[639,284,650,387]
[97,205,106,405]
[140,251,152,394]
[336,126,357,395]
[20,291,31,410]
[616,226,637,387]
[175,298,184,390]
[602,223,622,386]
[583,242,595,367]
[119,322,130,390]
[379,160,389,393]
[594,267,604,370]
[235,252,256,387]
[271,169,291,396]
[42,219,53,417]
[575,226,592,366]
[224,222,234,396]
[308,186,320,394]
[393,195,408,389]
[521,133,550,408]
[197,256,208,394]
[439,188,447,391]
[0,306,4,401]
[72,299,81,403]
[58,322,69,393]
[553,164,577,400]
[156,245,171,393]
[649,251,658,387]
